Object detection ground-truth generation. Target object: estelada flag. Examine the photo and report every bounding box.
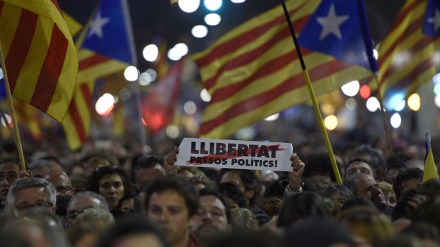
[0,0,78,122]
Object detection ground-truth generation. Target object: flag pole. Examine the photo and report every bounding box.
[373,76,394,157]
[0,50,27,172]
[280,0,342,184]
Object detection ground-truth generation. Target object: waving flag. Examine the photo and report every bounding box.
[62,0,136,150]
[0,0,78,122]
[142,59,184,134]
[193,0,376,138]
[423,130,438,182]
[373,0,440,110]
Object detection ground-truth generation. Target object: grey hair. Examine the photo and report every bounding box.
[74,208,114,227]
[68,191,109,211]
[5,178,56,210]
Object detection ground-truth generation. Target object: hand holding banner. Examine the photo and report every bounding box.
[176,138,294,172]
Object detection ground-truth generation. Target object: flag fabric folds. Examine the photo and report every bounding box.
[0,0,78,122]
[373,0,440,110]
[192,0,376,139]
[62,0,136,150]
[423,130,438,182]
[142,59,184,134]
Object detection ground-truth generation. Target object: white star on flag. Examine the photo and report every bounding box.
[87,11,111,39]
[317,4,349,40]
[428,9,440,32]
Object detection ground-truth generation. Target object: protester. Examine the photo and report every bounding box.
[144,174,199,247]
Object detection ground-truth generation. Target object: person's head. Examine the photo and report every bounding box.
[277,191,330,227]
[220,169,261,207]
[393,168,423,199]
[218,182,247,208]
[302,152,343,182]
[131,155,165,186]
[86,166,134,209]
[44,170,75,196]
[190,188,230,240]
[322,184,355,209]
[229,207,259,231]
[385,152,412,183]
[189,175,213,191]
[66,191,109,225]
[379,181,396,207]
[348,145,386,181]
[0,158,22,200]
[28,159,55,178]
[412,196,440,232]
[391,189,419,221]
[344,173,387,210]
[94,216,167,247]
[337,207,394,246]
[144,174,199,246]
[116,193,134,214]
[417,178,440,198]
[5,178,56,215]
[345,158,375,181]
[282,218,355,247]
[81,155,112,177]
[203,229,281,247]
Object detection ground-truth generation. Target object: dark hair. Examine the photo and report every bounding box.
[203,229,281,247]
[322,184,355,200]
[340,197,377,212]
[349,145,386,176]
[393,168,423,199]
[0,158,25,170]
[85,166,134,196]
[218,182,247,208]
[220,169,261,206]
[277,191,330,227]
[116,193,135,211]
[391,189,420,221]
[418,178,440,197]
[386,152,411,170]
[412,197,440,231]
[144,174,199,217]
[302,152,343,182]
[95,216,167,247]
[199,187,231,222]
[131,155,164,182]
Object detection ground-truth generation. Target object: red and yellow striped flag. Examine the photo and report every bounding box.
[192,0,374,138]
[372,0,440,109]
[0,0,78,122]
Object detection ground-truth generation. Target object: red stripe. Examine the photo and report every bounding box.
[79,54,112,71]
[51,0,63,14]
[5,9,38,91]
[380,36,434,88]
[201,58,350,135]
[204,15,310,91]
[382,0,421,38]
[0,2,4,13]
[30,25,69,111]
[68,83,92,144]
[378,14,424,65]
[386,59,434,91]
[195,4,307,67]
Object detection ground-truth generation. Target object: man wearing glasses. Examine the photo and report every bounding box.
[5,177,56,215]
[0,158,32,211]
[65,191,109,225]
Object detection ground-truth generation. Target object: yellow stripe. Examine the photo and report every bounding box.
[62,11,82,36]
[46,42,78,121]
[13,16,51,101]
[0,3,21,59]
[197,1,317,82]
[78,60,127,82]
[5,0,73,44]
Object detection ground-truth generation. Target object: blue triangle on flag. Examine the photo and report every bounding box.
[423,0,440,37]
[298,0,376,71]
[81,0,137,65]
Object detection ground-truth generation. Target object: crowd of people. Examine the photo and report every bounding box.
[0,135,440,247]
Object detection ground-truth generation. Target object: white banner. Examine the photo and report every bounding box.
[176,138,294,172]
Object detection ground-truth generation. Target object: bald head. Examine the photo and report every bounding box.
[44,170,74,196]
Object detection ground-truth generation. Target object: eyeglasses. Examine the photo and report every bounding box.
[56,186,73,195]
[66,206,93,222]
[15,202,53,211]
